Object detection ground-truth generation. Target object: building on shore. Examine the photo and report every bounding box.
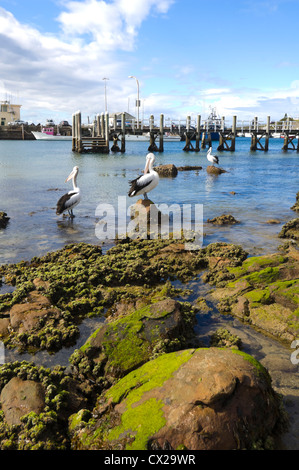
[0,100,22,126]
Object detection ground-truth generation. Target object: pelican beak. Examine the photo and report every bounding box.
[144,159,150,175]
[65,168,75,182]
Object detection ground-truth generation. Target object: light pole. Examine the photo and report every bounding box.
[128,75,140,129]
[102,77,109,112]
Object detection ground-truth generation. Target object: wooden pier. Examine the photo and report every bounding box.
[71,111,299,154]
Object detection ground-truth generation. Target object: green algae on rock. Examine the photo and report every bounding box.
[0,240,247,354]
[211,249,299,342]
[69,298,197,388]
[0,361,88,450]
[69,348,287,450]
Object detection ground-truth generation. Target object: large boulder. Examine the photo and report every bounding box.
[70,348,286,450]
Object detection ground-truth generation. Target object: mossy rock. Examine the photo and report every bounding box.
[0,240,247,354]
[211,251,299,342]
[70,348,287,450]
[69,298,197,386]
[0,361,88,450]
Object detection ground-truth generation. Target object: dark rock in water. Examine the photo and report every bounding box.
[279,218,299,240]
[0,212,10,228]
[70,348,287,450]
[177,165,202,171]
[291,191,299,212]
[207,214,240,225]
[155,164,178,177]
[206,165,227,174]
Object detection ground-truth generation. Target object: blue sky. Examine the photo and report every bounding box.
[1,0,299,125]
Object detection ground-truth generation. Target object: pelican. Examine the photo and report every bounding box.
[128,153,159,199]
[56,166,81,218]
[207,146,219,166]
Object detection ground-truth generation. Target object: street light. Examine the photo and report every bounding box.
[128,75,140,129]
[102,77,109,112]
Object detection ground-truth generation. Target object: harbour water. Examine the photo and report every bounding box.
[1,138,299,449]
[0,137,298,265]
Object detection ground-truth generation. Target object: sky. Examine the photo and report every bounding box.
[1,0,299,125]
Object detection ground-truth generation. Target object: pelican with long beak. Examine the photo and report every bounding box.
[128,153,159,199]
[207,146,219,166]
[56,166,81,218]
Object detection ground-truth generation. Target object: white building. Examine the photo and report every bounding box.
[0,100,21,126]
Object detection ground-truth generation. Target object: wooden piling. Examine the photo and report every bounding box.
[77,111,82,153]
[195,115,201,151]
[148,115,158,152]
[159,114,164,153]
[105,112,109,148]
[121,112,125,153]
[265,116,270,151]
[72,113,76,151]
[231,115,236,151]
[201,121,207,149]
[101,113,105,138]
[96,114,100,137]
[250,117,258,151]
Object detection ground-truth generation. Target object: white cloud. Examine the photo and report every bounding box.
[57,0,175,51]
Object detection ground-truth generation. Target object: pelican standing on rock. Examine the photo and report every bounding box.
[56,166,81,218]
[207,146,219,166]
[128,153,159,200]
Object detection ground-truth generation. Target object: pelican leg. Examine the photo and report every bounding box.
[143,193,148,200]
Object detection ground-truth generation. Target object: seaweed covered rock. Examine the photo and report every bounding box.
[0,362,88,450]
[279,218,299,241]
[207,214,240,225]
[70,348,286,450]
[0,240,247,354]
[210,249,299,342]
[70,298,197,388]
[291,191,299,212]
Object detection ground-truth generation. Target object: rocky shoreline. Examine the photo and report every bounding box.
[0,199,298,450]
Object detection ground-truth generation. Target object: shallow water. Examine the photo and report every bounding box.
[1,137,299,449]
[0,137,298,265]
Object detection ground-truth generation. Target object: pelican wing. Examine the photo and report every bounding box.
[56,190,80,214]
[128,173,155,197]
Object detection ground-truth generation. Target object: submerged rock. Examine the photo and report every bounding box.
[70,348,286,450]
[0,212,10,229]
[207,214,240,225]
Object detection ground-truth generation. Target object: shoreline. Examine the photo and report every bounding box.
[0,224,298,449]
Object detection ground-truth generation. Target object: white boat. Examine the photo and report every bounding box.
[125,134,150,141]
[125,132,181,142]
[32,127,72,141]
